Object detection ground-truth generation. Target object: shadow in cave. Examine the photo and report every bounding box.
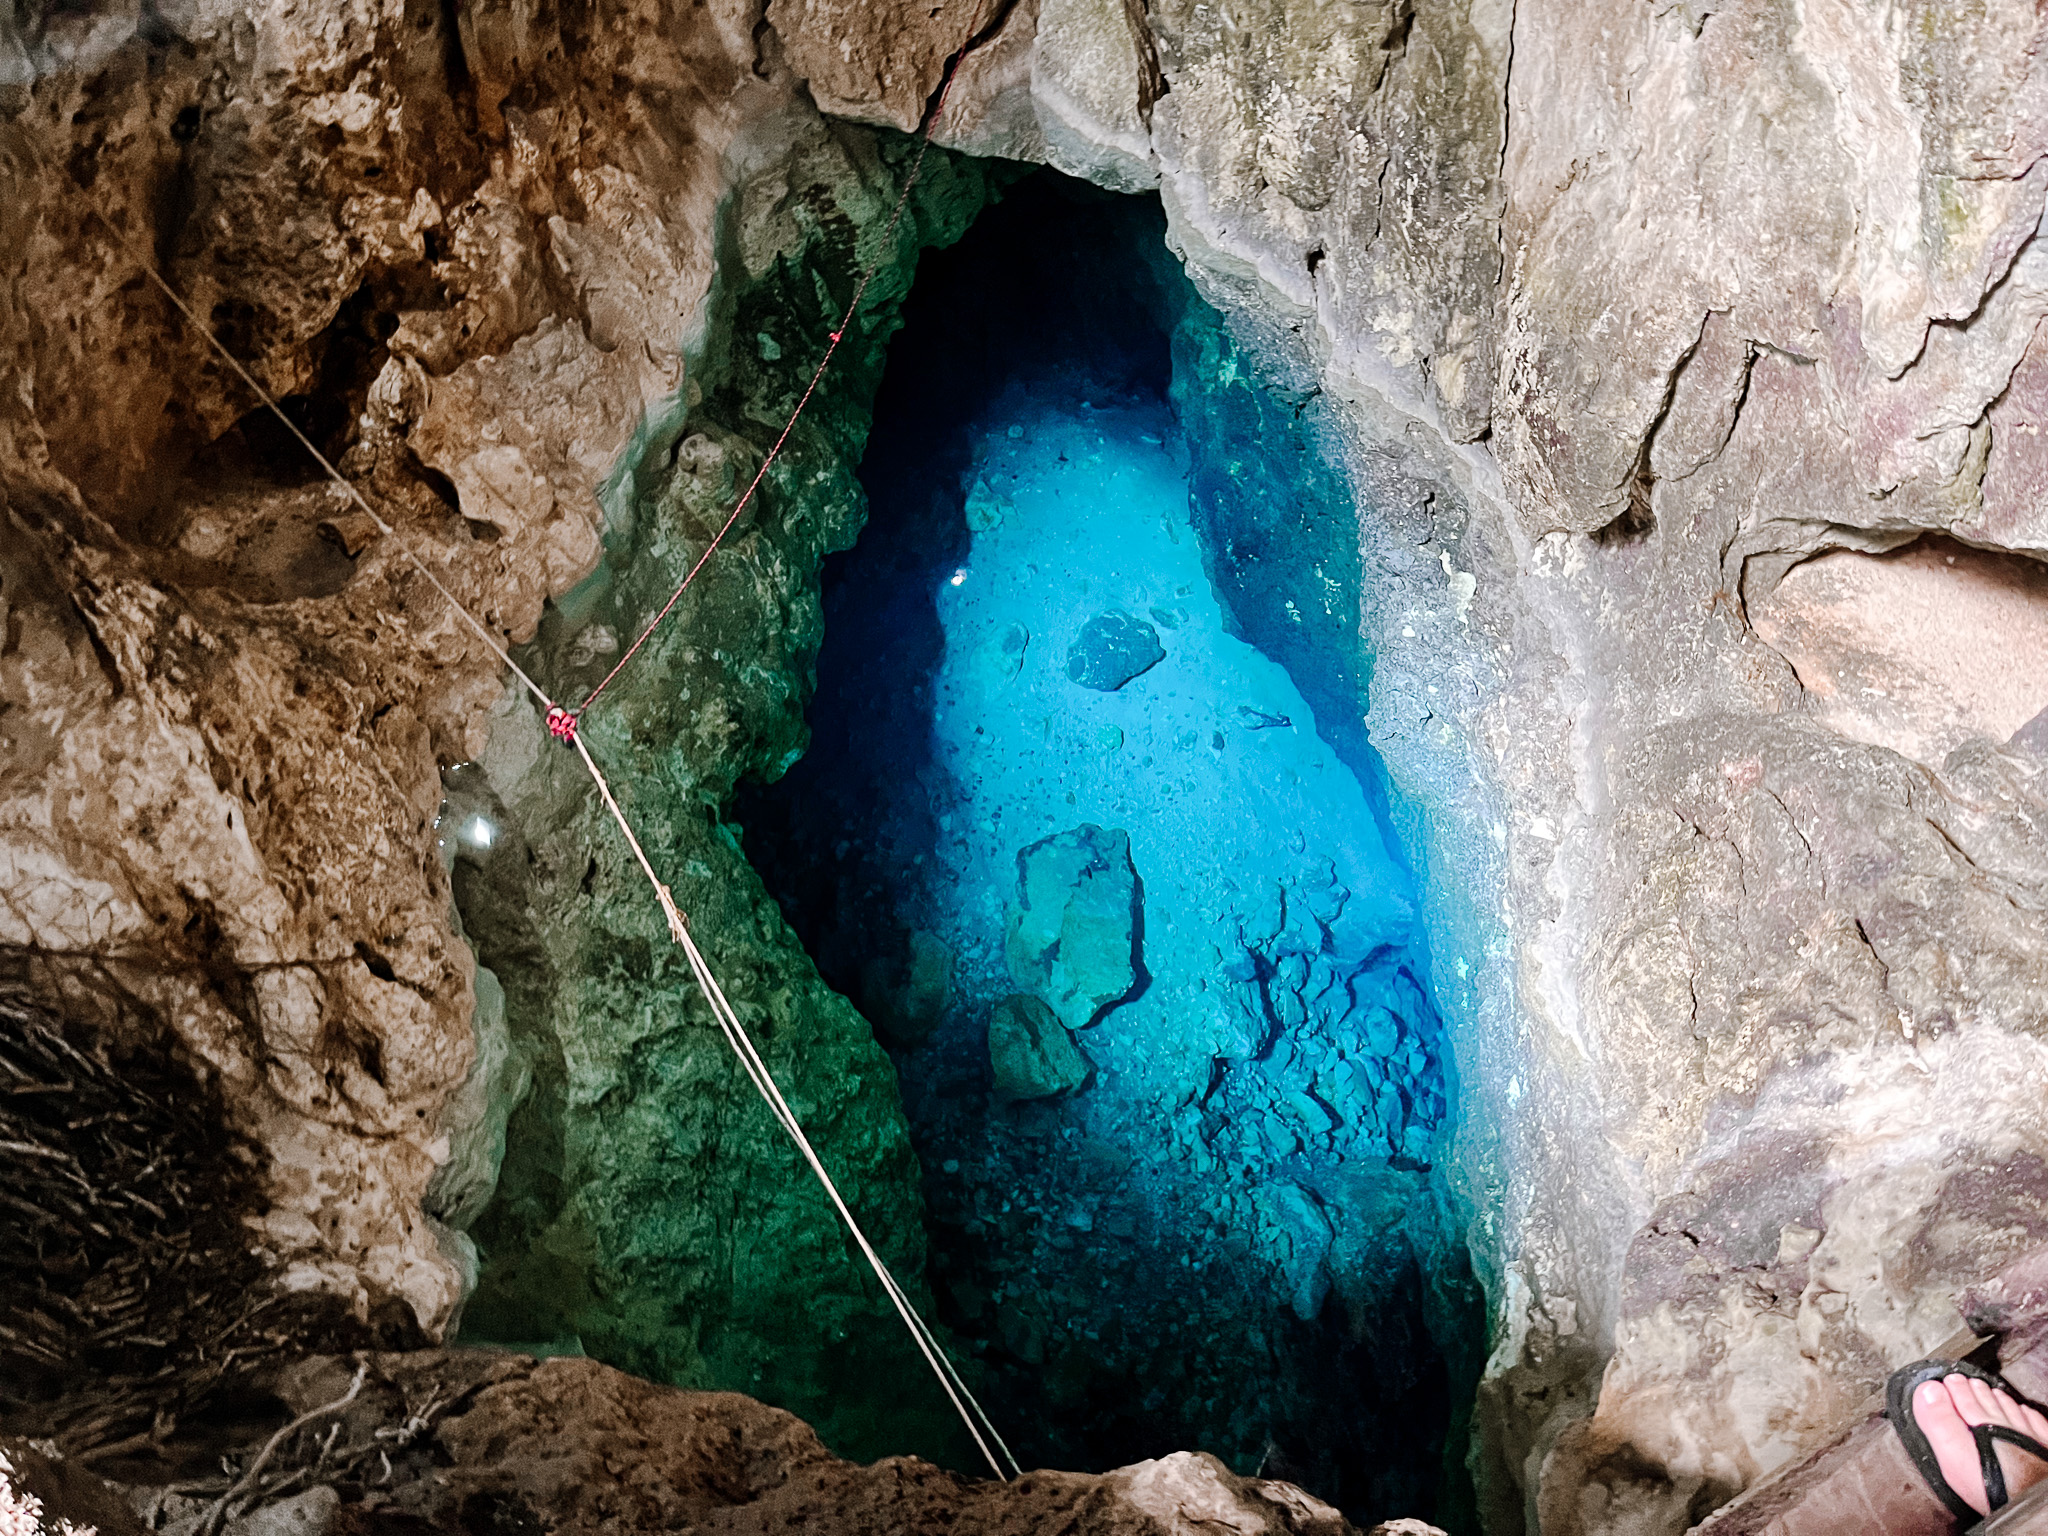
[737,171,1475,1529]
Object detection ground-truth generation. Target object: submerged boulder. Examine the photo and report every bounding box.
[993,620,1031,680]
[1065,609,1166,691]
[1006,824,1142,1029]
[1250,1181,1336,1323]
[988,993,1092,1100]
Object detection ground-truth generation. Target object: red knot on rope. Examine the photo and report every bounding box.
[547,706,578,743]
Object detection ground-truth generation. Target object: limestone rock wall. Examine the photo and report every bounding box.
[3,0,1019,1466]
[1482,8,2048,1530]
[779,0,2048,1529]
[446,120,997,1461]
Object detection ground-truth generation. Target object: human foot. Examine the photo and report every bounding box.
[1914,1372,2048,1518]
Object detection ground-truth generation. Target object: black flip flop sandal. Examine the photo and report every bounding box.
[1888,1358,2048,1527]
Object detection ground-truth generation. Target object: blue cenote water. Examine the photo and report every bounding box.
[739,173,1476,1526]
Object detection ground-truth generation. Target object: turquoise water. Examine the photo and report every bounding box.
[925,398,1420,1124]
[740,174,1469,1524]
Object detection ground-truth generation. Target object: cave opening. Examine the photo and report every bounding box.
[736,171,1481,1528]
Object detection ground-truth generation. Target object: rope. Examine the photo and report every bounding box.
[89,12,1020,1465]
[670,918,1022,1478]
[567,0,991,730]
[95,213,559,721]
[570,732,1020,1474]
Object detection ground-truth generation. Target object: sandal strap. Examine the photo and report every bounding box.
[1974,1424,2008,1512]
[1971,1422,2048,1513]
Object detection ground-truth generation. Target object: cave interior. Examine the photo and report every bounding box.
[721,170,1484,1525]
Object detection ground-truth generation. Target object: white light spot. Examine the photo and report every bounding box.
[949,567,969,587]
[465,816,495,849]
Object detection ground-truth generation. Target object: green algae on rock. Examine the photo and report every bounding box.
[452,119,1014,1469]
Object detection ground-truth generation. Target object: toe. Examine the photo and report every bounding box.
[2020,1398,2048,1444]
[1952,1374,1997,1426]
[1921,1376,1993,1517]
[1978,1379,2016,1430]
[1991,1384,2028,1430]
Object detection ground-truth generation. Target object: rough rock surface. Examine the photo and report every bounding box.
[0,0,990,1467]
[986,991,1091,1101]
[0,0,755,1344]
[58,1351,1359,1536]
[861,929,957,1047]
[1749,536,2048,763]
[418,122,995,1462]
[802,2,2048,1530]
[7,0,2048,1530]
[1065,607,1167,691]
[1004,822,1142,1029]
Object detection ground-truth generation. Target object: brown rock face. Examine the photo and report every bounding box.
[1749,536,2048,763]
[0,0,873,1383]
[84,1351,1356,1536]
[768,0,988,131]
[723,1,2048,1530]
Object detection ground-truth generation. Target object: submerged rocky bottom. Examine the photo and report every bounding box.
[739,175,1480,1525]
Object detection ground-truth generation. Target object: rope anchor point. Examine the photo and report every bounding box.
[546,706,578,743]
